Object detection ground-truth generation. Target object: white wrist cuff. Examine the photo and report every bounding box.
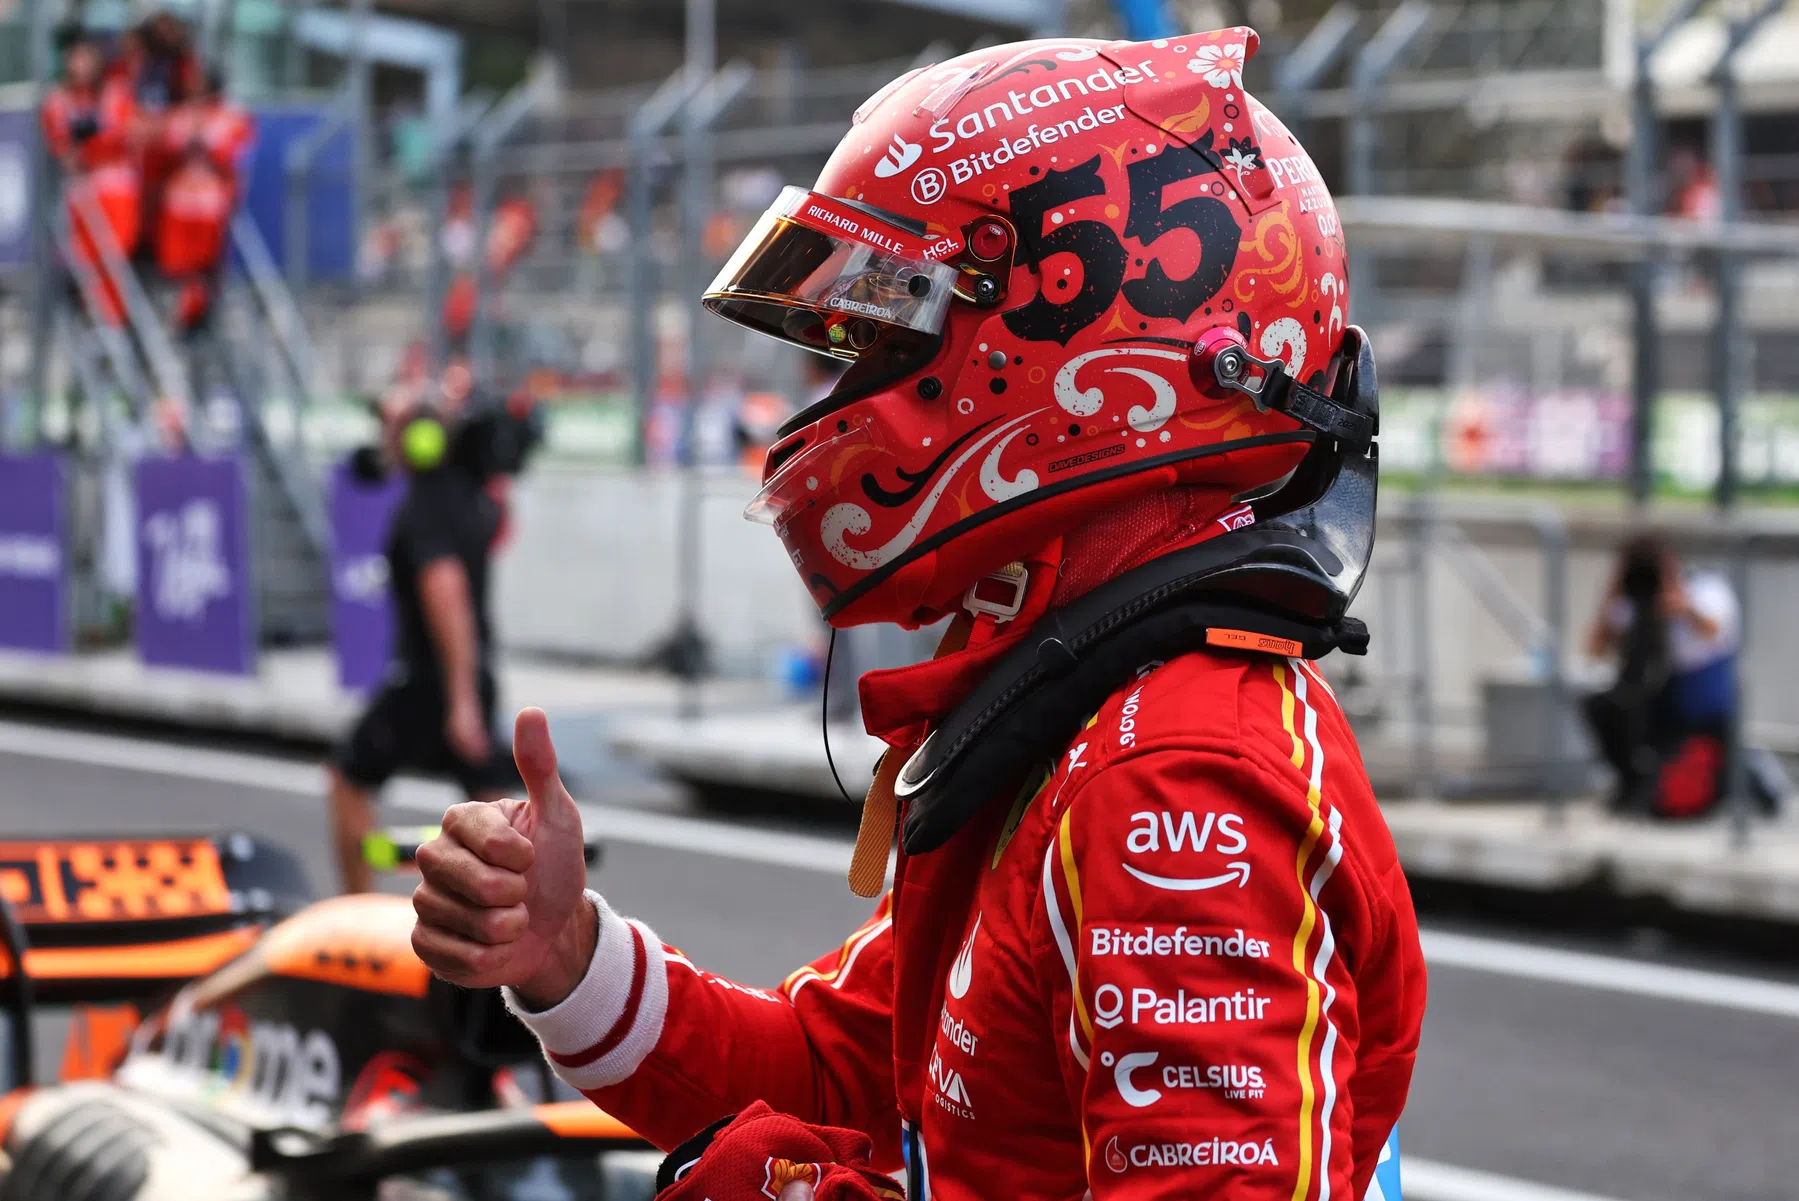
[502,890,669,1091]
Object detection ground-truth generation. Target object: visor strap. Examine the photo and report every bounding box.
[1269,374,1375,452]
[1215,346,1373,454]
[1216,341,1367,454]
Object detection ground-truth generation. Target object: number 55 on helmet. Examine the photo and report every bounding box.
[706,27,1378,630]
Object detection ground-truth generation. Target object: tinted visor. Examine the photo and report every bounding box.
[703,187,958,357]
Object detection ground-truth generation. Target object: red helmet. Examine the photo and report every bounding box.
[707,28,1371,627]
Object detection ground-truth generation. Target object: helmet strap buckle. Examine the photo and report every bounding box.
[1210,344,1287,413]
[963,561,1028,623]
[1193,326,1377,453]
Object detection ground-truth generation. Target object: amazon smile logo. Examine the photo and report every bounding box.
[1122,809,1252,893]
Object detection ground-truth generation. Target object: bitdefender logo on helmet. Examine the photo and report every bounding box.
[911,167,947,205]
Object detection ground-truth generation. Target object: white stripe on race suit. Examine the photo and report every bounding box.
[785,916,892,1000]
[1295,663,1346,1201]
[1039,835,1088,1071]
[1299,657,1339,703]
[1312,811,1346,1201]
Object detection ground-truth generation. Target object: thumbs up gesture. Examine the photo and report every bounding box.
[412,707,596,1008]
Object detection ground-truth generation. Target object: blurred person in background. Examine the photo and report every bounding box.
[41,25,140,324]
[156,68,254,334]
[325,371,530,894]
[1563,134,1623,214]
[1668,144,1720,222]
[118,11,204,249]
[410,27,1423,1201]
[441,188,539,353]
[1583,534,1739,818]
[117,11,202,113]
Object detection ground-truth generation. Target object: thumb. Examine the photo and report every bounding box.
[777,1184,815,1201]
[513,707,578,826]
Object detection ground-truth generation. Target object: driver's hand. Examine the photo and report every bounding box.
[444,694,492,766]
[412,707,595,1006]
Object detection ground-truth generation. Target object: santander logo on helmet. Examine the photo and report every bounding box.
[874,133,923,178]
[713,27,1357,629]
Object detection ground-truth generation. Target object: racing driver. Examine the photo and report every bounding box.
[411,27,1426,1200]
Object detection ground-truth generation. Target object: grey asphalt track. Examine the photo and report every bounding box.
[1,729,1795,1201]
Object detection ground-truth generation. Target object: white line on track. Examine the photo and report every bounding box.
[0,719,325,796]
[6,720,1799,1022]
[1403,1159,1628,1201]
[1420,928,1799,1020]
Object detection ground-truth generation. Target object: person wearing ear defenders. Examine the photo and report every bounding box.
[326,378,540,894]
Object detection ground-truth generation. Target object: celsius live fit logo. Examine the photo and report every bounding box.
[1100,1050,1266,1108]
[1122,810,1250,891]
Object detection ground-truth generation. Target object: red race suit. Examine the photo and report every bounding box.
[508,602,1426,1199]
[157,99,254,327]
[42,78,141,323]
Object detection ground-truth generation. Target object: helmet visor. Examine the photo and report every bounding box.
[704,187,959,357]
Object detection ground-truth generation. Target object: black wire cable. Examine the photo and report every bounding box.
[822,627,856,805]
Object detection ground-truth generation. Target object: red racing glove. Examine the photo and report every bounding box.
[654,1102,905,1201]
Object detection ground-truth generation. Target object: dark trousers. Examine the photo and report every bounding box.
[1583,684,1729,815]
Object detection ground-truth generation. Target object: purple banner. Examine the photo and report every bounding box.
[135,455,256,675]
[329,463,403,692]
[0,453,69,654]
[0,110,33,269]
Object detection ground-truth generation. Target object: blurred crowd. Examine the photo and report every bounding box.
[40,12,253,334]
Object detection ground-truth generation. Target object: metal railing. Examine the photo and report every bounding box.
[285,92,357,296]
[1385,500,1573,809]
[468,73,557,376]
[52,221,153,418]
[233,212,331,413]
[61,184,195,417]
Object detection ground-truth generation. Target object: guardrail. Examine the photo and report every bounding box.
[1387,499,1573,809]
[63,184,194,417]
[285,94,358,297]
[233,213,330,416]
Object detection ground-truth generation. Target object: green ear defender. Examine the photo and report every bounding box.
[401,415,448,471]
